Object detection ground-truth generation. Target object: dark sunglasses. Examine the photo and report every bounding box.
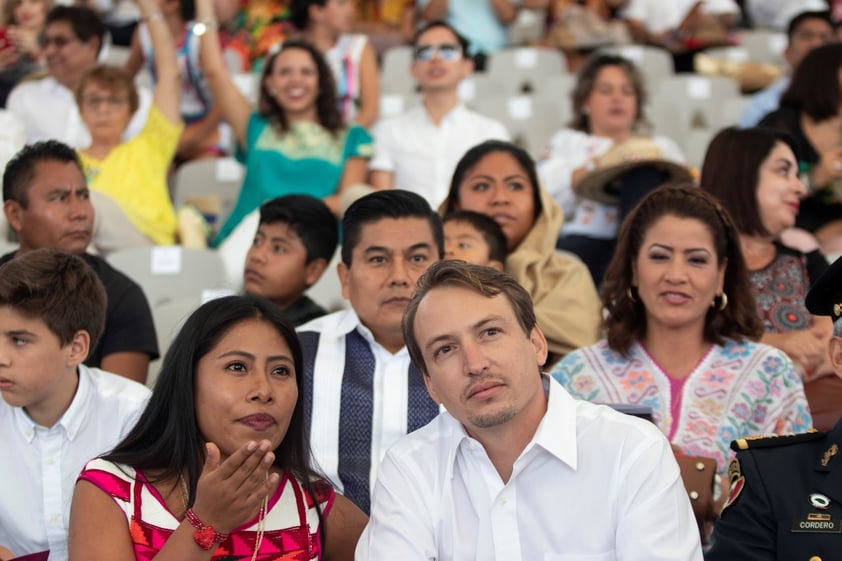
[40,34,77,48]
[413,43,462,62]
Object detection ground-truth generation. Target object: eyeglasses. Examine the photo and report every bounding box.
[413,43,462,62]
[81,95,129,109]
[40,34,77,48]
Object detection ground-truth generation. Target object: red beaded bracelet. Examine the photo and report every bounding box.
[185,509,229,550]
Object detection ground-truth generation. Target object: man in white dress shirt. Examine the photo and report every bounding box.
[356,260,703,561]
[297,190,443,514]
[6,5,150,147]
[369,21,509,208]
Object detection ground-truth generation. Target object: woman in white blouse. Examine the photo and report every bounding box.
[538,53,686,284]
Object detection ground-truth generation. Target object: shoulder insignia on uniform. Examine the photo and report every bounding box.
[821,443,838,467]
[721,474,745,514]
[727,458,741,485]
[731,429,824,451]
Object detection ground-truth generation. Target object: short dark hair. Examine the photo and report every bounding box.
[288,0,325,30]
[341,189,444,266]
[3,140,82,207]
[569,53,648,133]
[403,260,537,375]
[76,64,140,115]
[443,210,507,264]
[787,10,832,42]
[443,140,543,225]
[0,248,106,350]
[700,126,800,238]
[258,194,338,264]
[411,20,470,54]
[780,43,842,122]
[104,295,325,547]
[45,5,106,56]
[601,184,762,355]
[258,39,341,135]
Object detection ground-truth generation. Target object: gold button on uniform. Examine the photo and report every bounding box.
[809,555,822,561]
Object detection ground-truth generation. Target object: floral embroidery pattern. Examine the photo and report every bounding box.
[551,339,812,476]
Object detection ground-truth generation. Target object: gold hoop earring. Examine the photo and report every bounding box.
[713,293,728,311]
[627,287,639,303]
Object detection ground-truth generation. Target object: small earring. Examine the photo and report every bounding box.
[627,286,639,303]
[713,293,728,311]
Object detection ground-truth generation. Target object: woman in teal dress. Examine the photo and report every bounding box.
[196,0,372,246]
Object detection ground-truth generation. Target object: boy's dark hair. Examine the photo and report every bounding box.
[258,194,338,263]
[443,210,507,264]
[411,20,469,54]
[786,10,832,41]
[0,248,106,350]
[45,5,106,56]
[3,140,83,208]
[341,190,444,266]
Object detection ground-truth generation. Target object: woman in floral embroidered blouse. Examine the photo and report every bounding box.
[550,185,812,480]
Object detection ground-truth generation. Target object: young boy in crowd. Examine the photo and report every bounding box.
[442,210,506,271]
[0,248,151,561]
[242,194,339,326]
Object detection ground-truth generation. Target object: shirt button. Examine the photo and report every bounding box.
[47,457,56,465]
[498,497,507,505]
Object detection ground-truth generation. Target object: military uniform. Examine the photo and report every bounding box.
[706,423,842,560]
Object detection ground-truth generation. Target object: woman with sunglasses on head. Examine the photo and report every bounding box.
[68,295,367,560]
[195,0,372,249]
[74,0,181,253]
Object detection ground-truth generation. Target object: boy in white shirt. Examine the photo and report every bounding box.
[0,248,150,561]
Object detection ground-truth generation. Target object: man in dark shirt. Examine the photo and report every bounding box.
[2,140,158,384]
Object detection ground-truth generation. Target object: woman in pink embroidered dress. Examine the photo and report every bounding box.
[550,185,811,480]
[67,295,366,560]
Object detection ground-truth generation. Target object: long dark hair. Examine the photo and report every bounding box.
[258,39,342,135]
[104,296,325,538]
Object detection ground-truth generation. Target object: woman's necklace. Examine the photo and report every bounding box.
[179,475,268,561]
